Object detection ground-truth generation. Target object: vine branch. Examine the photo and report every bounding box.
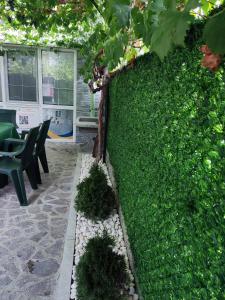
[88,0,103,17]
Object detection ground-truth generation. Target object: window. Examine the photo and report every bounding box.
[7,49,37,102]
[0,72,2,102]
[42,51,74,106]
[0,57,3,102]
[43,108,73,140]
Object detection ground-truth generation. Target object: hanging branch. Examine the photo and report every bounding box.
[88,0,103,17]
[8,0,15,11]
[88,48,109,93]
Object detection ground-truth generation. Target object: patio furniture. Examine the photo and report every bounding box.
[5,119,51,184]
[0,126,40,206]
[0,122,20,188]
[33,119,51,184]
[0,122,19,141]
[0,109,17,128]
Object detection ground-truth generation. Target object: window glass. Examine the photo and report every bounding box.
[43,108,73,140]
[0,70,2,102]
[7,49,37,102]
[42,51,74,106]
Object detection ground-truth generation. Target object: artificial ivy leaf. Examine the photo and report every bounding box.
[203,9,225,54]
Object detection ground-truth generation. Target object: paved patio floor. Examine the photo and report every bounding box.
[0,142,78,300]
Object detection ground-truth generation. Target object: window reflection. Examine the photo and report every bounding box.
[7,50,37,102]
[42,51,74,106]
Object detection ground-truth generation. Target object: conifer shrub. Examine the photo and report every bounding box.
[76,233,129,300]
[75,164,116,221]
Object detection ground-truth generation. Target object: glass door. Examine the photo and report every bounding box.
[41,50,76,141]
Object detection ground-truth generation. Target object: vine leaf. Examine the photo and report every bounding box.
[185,0,200,11]
[164,0,176,10]
[151,9,193,60]
[104,31,128,70]
[131,7,145,38]
[203,9,225,54]
[105,0,131,34]
[201,0,217,14]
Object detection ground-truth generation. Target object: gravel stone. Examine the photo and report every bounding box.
[70,154,138,300]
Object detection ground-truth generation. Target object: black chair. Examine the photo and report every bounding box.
[0,109,17,128]
[3,119,51,185]
[34,119,51,184]
[0,126,40,206]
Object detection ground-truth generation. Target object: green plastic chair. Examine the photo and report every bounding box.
[3,119,51,185]
[34,119,51,184]
[0,126,40,206]
[19,119,51,183]
[0,109,17,128]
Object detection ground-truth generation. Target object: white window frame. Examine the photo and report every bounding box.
[0,55,6,107]
[39,48,77,143]
[0,45,77,142]
[4,45,39,107]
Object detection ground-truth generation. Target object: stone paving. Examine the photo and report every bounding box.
[0,142,78,300]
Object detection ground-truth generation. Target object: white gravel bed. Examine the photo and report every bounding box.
[70,154,138,300]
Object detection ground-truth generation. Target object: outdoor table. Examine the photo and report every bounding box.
[0,122,20,188]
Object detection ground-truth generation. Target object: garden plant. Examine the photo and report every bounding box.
[75,164,116,221]
[76,232,130,300]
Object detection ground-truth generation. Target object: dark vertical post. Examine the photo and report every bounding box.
[103,83,109,163]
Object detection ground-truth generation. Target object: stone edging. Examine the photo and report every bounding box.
[53,151,82,300]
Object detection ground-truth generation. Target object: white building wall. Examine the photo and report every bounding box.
[0,45,99,143]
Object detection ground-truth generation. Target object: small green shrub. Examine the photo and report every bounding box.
[75,164,116,220]
[76,233,129,300]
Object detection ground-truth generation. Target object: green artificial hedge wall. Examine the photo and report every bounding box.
[107,45,225,299]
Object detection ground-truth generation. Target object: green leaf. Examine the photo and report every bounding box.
[213,124,223,133]
[131,7,145,38]
[200,0,217,15]
[141,0,166,46]
[151,0,165,13]
[203,9,225,54]
[151,24,172,60]
[104,31,128,70]
[208,150,219,159]
[105,0,131,34]
[164,0,176,10]
[151,10,192,60]
[185,0,200,11]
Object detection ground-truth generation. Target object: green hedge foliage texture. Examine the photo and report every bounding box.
[107,46,225,299]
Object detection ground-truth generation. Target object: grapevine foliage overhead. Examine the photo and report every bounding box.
[0,0,225,80]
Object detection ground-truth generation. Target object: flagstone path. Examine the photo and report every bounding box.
[0,142,78,300]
